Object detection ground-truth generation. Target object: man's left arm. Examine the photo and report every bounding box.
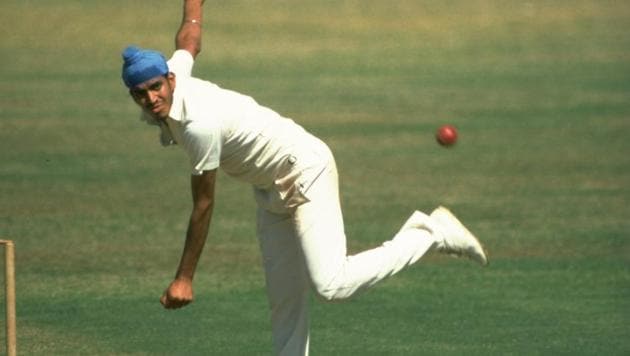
[175,0,205,59]
[160,169,217,309]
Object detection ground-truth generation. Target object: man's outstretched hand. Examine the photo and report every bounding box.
[160,278,194,309]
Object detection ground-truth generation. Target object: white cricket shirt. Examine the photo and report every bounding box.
[140,50,329,200]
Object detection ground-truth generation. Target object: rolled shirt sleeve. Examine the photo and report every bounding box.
[180,119,222,176]
[167,49,195,78]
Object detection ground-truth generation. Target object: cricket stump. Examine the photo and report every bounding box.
[0,240,16,356]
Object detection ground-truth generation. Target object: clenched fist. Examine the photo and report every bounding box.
[160,278,194,309]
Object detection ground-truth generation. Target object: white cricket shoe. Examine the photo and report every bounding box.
[430,206,489,266]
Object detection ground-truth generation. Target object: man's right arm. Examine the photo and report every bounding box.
[175,0,205,59]
[160,169,217,309]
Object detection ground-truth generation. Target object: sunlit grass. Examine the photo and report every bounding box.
[1,0,629,354]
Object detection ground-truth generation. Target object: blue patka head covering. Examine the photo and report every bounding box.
[121,46,169,88]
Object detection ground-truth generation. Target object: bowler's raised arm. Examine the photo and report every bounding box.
[175,0,205,59]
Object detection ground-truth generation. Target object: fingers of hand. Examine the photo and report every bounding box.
[160,290,192,309]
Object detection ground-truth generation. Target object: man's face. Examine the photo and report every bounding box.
[129,73,176,121]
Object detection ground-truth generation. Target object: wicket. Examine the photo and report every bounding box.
[0,240,15,356]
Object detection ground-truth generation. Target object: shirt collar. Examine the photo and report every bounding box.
[139,111,159,126]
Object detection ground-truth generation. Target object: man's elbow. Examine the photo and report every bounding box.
[193,198,213,216]
[176,34,201,58]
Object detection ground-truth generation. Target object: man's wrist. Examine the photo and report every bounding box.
[175,272,194,282]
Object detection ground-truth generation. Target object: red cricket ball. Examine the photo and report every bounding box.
[436,125,458,146]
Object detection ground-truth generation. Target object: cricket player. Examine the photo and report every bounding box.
[122,1,488,354]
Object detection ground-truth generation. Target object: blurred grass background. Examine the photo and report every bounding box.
[1,0,629,354]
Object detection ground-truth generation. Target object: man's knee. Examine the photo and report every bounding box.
[310,278,349,303]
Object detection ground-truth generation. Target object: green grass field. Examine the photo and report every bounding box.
[1,0,629,354]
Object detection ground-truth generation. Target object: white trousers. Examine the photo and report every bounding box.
[256,153,437,356]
